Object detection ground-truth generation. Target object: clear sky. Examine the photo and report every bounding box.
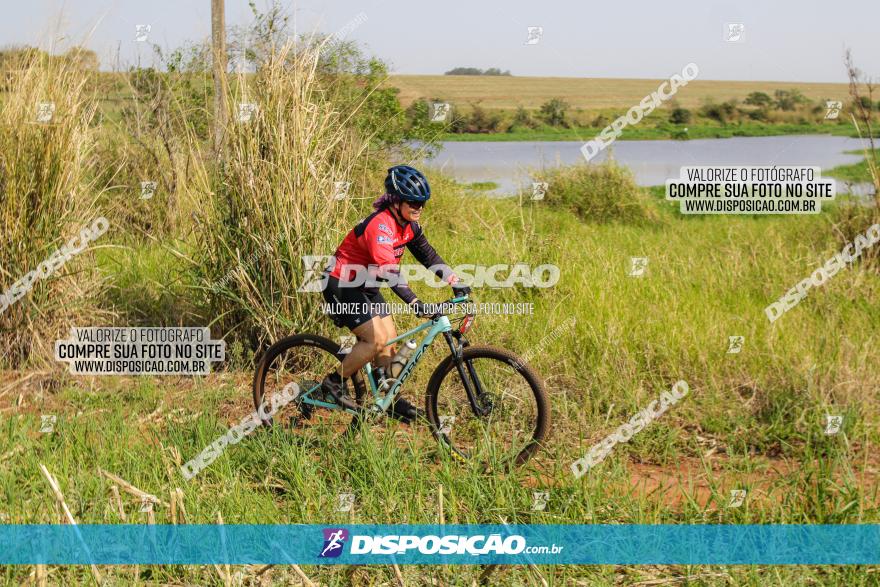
[3,0,878,82]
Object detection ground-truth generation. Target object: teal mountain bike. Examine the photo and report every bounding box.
[252,296,549,467]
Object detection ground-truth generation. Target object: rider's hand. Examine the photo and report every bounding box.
[452,284,471,298]
[410,301,440,318]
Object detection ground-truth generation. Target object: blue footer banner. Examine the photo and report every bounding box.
[1,524,879,565]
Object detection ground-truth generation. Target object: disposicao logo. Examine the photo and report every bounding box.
[319,528,349,558]
[349,534,527,555]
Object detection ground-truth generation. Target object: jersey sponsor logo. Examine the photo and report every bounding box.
[378,223,393,236]
[377,235,392,244]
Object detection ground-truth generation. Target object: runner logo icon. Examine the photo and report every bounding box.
[319,528,349,558]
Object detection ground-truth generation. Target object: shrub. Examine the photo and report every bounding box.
[529,161,656,224]
[539,98,570,127]
[747,108,770,121]
[701,100,737,123]
[444,67,511,76]
[406,97,453,131]
[462,103,502,133]
[405,98,431,128]
[591,113,609,128]
[510,106,538,130]
[774,89,808,111]
[669,107,692,124]
[744,92,773,107]
[444,103,502,133]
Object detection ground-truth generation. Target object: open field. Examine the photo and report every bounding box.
[3,181,880,584]
[387,75,852,111]
[3,35,880,585]
[386,75,868,141]
[438,121,859,141]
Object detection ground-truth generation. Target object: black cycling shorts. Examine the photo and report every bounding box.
[322,273,391,330]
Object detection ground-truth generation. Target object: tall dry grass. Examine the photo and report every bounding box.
[0,47,111,368]
[831,50,880,270]
[188,40,375,348]
[101,59,211,238]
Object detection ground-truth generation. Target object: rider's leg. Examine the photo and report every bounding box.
[327,313,422,423]
[372,315,397,371]
[321,318,384,409]
[370,316,422,423]
[336,316,389,378]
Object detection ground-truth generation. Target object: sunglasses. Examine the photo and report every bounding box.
[403,200,425,209]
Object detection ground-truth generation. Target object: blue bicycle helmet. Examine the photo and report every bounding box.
[385,165,431,202]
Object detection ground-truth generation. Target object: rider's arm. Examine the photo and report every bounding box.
[406,224,460,286]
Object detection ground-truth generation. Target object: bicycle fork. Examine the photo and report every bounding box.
[442,331,494,417]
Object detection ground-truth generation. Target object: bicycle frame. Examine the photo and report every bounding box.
[300,297,469,416]
[362,316,452,413]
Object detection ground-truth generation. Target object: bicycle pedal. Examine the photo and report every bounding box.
[298,403,314,420]
[364,404,386,422]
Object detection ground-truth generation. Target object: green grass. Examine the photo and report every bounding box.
[94,242,201,325]
[463,180,500,191]
[2,183,879,585]
[826,149,880,183]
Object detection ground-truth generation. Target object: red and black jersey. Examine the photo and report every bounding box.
[328,207,456,303]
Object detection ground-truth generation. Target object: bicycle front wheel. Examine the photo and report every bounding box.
[424,345,549,467]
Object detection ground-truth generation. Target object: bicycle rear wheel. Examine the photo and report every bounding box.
[424,345,549,467]
[252,334,367,435]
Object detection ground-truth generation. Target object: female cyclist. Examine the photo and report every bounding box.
[320,165,470,423]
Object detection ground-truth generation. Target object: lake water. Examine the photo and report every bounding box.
[423,135,874,196]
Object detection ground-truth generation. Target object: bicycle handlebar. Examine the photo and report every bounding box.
[422,295,473,319]
[411,295,471,319]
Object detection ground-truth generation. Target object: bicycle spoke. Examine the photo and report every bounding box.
[253,335,364,438]
[428,346,547,468]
